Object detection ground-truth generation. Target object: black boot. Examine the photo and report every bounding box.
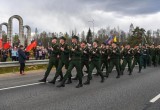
[116,75,120,79]
[104,72,109,78]
[76,83,83,88]
[129,69,132,75]
[128,73,132,75]
[56,80,65,88]
[121,70,123,75]
[58,77,63,82]
[84,80,90,85]
[128,71,132,75]
[101,77,105,83]
[72,76,78,80]
[138,68,141,73]
[94,73,99,76]
[39,78,46,82]
[66,79,72,84]
[48,79,55,84]
[59,72,63,82]
[84,70,89,73]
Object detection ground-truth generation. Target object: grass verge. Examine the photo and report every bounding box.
[0,64,48,74]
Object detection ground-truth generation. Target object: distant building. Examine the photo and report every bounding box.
[129,23,134,36]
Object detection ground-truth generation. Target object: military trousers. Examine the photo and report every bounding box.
[101,59,109,76]
[52,59,69,80]
[131,57,142,72]
[44,57,59,79]
[142,55,147,68]
[63,60,82,84]
[121,58,132,73]
[108,59,121,76]
[87,60,104,80]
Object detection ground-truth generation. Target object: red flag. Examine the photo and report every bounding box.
[0,39,2,49]
[26,41,37,52]
[3,42,11,50]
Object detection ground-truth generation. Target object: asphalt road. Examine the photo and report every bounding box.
[0,66,160,110]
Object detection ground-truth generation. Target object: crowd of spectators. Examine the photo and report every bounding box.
[0,46,49,62]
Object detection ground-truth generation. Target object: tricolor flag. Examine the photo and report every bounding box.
[105,36,113,45]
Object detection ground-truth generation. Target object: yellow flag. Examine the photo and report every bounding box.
[113,36,117,42]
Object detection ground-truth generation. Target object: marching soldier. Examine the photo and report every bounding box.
[142,45,149,69]
[107,42,121,78]
[100,42,110,77]
[57,36,83,88]
[49,36,70,84]
[119,45,125,72]
[83,40,104,85]
[155,45,159,66]
[39,37,62,82]
[150,44,156,67]
[121,44,133,75]
[158,45,160,65]
[146,44,152,66]
[131,45,143,73]
[72,41,89,80]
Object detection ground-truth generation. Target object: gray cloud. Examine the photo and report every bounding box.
[81,0,160,15]
[0,0,160,34]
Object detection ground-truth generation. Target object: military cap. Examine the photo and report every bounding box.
[59,36,66,41]
[102,42,106,45]
[52,37,57,40]
[72,35,79,40]
[81,40,87,44]
[93,40,99,44]
[112,42,117,45]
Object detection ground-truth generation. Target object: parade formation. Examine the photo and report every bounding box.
[39,35,160,88]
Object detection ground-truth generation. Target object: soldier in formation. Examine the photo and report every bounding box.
[39,36,160,88]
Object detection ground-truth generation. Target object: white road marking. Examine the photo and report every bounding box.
[150,94,160,103]
[0,82,45,91]
[0,72,94,91]
[0,67,132,91]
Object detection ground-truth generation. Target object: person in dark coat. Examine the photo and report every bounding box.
[18,45,26,75]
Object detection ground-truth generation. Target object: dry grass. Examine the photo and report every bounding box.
[0,64,49,74]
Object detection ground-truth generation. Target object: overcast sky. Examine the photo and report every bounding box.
[0,0,160,35]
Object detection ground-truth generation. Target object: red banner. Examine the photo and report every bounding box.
[26,41,37,52]
[0,39,2,49]
[3,42,11,50]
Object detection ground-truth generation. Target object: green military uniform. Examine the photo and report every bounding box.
[57,36,83,88]
[147,46,152,66]
[84,45,104,85]
[142,47,149,69]
[49,41,70,84]
[131,47,143,73]
[81,46,89,75]
[100,46,110,77]
[73,45,89,80]
[108,46,121,78]
[121,48,133,75]
[148,47,156,66]
[39,42,60,82]
[119,47,124,72]
[155,47,159,66]
[158,46,160,65]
